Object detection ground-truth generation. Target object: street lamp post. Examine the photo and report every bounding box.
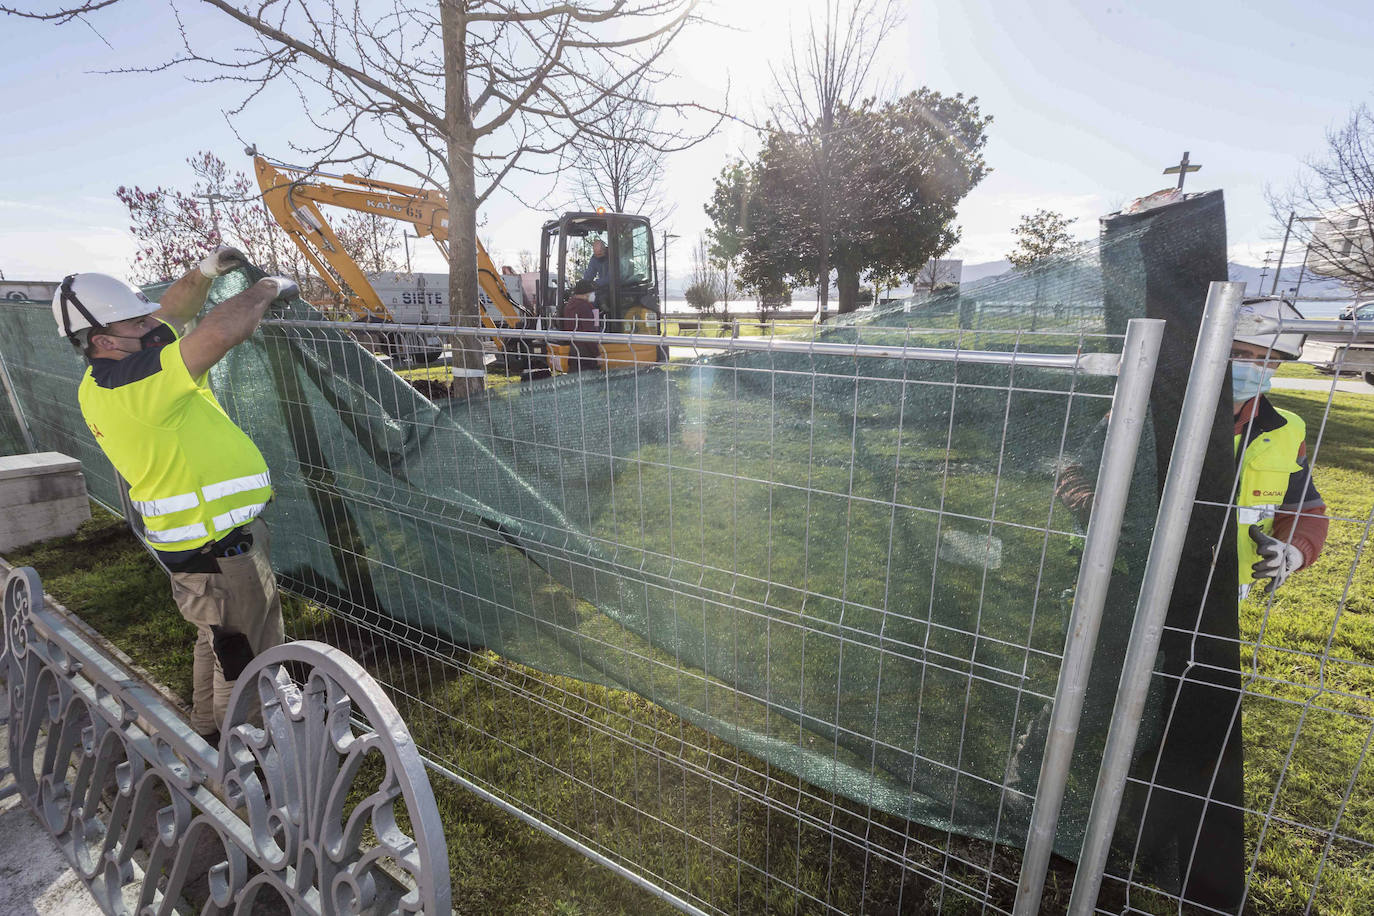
[259,196,281,273]
[1291,215,1325,301]
[403,232,423,274]
[661,232,679,310]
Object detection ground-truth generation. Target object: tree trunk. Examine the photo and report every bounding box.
[836,264,860,314]
[442,2,484,397]
[722,263,730,320]
[816,124,831,322]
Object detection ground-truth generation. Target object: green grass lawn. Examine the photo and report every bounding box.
[1274,361,1328,381]
[4,385,1370,914]
[7,507,1047,914]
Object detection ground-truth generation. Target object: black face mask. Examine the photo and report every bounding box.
[105,322,174,352]
[138,323,176,349]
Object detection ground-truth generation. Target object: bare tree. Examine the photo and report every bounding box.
[1271,104,1374,294]
[336,211,403,276]
[911,256,961,295]
[564,87,684,226]
[769,0,904,320]
[7,0,714,392]
[683,233,722,316]
[118,150,331,290]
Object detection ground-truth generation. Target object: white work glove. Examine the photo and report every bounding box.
[260,276,299,302]
[198,245,248,278]
[1248,524,1303,594]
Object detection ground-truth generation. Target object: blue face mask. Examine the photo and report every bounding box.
[1232,361,1275,402]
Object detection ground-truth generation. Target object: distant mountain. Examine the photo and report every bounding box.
[1224,263,1352,300]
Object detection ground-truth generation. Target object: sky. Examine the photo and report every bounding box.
[1,0,1371,284]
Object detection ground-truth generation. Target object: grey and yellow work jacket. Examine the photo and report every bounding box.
[78,323,272,553]
[1233,396,1324,595]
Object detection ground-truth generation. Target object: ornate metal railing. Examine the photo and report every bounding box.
[0,565,450,915]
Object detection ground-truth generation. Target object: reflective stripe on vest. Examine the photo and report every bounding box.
[132,491,199,517]
[145,521,211,545]
[1236,504,1277,526]
[140,471,272,550]
[213,503,267,533]
[1235,406,1305,593]
[202,472,271,503]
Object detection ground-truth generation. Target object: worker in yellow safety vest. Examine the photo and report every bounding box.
[52,249,298,745]
[1231,297,1328,599]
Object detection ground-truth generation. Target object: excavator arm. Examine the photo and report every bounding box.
[252,154,530,332]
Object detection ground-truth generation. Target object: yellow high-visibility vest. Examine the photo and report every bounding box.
[78,324,271,552]
[1234,406,1305,589]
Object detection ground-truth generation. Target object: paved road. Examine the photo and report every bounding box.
[1270,377,1374,395]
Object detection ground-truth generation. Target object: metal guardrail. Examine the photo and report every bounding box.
[0,566,450,915]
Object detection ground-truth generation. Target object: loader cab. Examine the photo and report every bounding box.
[539,212,662,324]
[537,211,663,371]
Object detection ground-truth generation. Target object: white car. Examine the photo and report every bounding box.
[1338,300,1374,321]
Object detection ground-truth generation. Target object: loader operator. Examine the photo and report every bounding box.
[581,237,610,291]
[1229,297,1328,599]
[52,248,297,744]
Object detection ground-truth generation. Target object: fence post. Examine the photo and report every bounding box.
[1012,317,1165,914]
[1066,281,1244,914]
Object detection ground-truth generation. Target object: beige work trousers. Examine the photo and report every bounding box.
[166,519,285,734]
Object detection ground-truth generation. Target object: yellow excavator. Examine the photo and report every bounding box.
[249,149,664,375]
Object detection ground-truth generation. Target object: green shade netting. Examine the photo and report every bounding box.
[0,196,1230,859]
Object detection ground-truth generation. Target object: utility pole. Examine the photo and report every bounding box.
[1271,211,1296,295]
[1163,151,1201,190]
[1257,250,1273,296]
[661,232,679,309]
[194,192,232,244]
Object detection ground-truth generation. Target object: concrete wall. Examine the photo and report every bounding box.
[0,452,90,552]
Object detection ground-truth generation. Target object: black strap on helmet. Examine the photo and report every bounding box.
[59,274,106,343]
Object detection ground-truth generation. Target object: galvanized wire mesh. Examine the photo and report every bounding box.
[7,192,1307,914]
[249,315,1156,914]
[1079,321,1374,916]
[0,286,1160,914]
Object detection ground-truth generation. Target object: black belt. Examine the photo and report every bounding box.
[158,525,254,573]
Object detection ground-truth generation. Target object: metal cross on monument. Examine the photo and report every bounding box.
[1163,151,1201,190]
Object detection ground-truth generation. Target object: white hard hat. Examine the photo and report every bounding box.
[52,273,156,341]
[1234,297,1305,360]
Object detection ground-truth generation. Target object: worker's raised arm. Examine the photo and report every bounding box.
[179,276,297,378]
[153,246,249,328]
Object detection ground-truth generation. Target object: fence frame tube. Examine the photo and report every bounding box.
[0,347,37,452]
[1066,281,1245,914]
[1013,317,1165,914]
[260,317,1127,375]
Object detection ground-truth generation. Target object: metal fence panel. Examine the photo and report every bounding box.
[1074,307,1374,914]
[0,236,1183,913]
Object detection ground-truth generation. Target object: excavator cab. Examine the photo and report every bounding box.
[538,212,663,370]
